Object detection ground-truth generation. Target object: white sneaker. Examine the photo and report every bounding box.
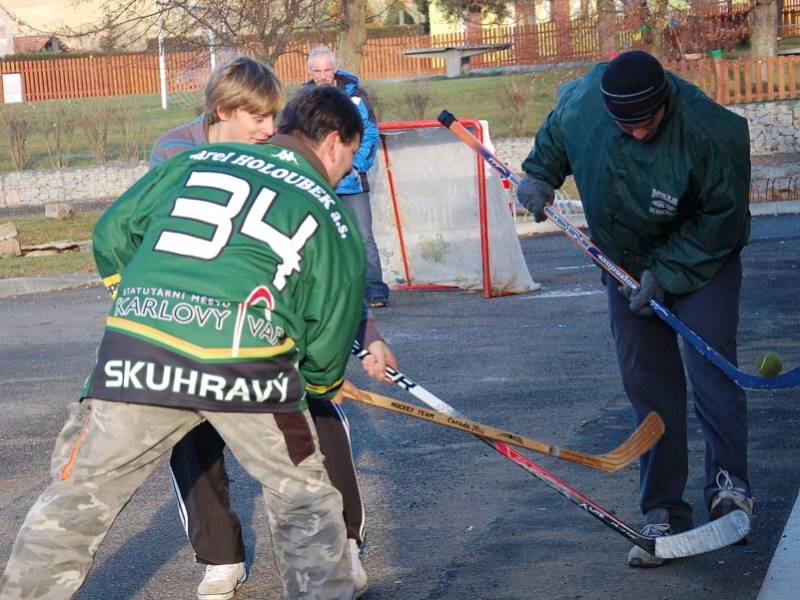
[348,539,368,598]
[197,562,246,600]
[627,508,672,568]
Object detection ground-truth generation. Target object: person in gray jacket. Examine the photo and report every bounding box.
[149,56,394,599]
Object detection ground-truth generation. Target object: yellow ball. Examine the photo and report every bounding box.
[756,352,783,377]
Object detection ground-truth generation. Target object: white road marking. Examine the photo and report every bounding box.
[519,288,603,299]
[757,489,800,600]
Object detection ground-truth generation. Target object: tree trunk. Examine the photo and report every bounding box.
[751,0,779,58]
[336,0,368,75]
[596,0,617,59]
[649,0,670,59]
[552,0,573,57]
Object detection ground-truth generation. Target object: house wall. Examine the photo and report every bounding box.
[0,11,14,57]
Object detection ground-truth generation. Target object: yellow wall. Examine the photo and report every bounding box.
[2,1,154,51]
[2,1,108,33]
[429,3,520,36]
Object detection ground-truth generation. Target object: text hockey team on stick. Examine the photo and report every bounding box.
[344,386,664,473]
[436,109,799,392]
[351,342,750,559]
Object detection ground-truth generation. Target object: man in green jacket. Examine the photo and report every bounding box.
[518,50,752,568]
[0,86,366,599]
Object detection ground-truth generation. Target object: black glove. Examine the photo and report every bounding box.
[516,174,554,223]
[618,270,664,316]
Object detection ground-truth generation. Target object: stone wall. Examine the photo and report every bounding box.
[494,137,533,172]
[493,99,800,170]
[727,100,800,155]
[0,162,149,210]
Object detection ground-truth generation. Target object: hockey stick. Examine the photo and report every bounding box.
[344,386,664,473]
[352,341,750,558]
[437,109,799,391]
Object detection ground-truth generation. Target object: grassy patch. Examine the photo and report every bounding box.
[0,95,198,171]
[11,211,102,246]
[0,67,588,172]
[0,211,100,279]
[0,250,96,279]
[363,67,589,138]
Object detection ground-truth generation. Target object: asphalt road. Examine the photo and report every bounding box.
[1,215,798,600]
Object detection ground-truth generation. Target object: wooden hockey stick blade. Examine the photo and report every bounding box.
[654,510,751,558]
[344,387,664,473]
[351,341,746,556]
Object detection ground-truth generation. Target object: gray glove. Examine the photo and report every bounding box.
[516,174,554,223]
[618,270,664,316]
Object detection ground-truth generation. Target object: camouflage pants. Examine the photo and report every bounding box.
[0,399,356,600]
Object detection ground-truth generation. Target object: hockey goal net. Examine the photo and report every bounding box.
[369,119,540,297]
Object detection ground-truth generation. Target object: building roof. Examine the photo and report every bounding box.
[13,34,67,53]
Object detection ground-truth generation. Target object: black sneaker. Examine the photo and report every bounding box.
[368,298,388,308]
[628,508,672,568]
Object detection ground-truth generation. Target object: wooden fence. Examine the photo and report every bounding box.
[0,22,607,102]
[670,56,800,104]
[782,0,800,36]
[2,19,800,107]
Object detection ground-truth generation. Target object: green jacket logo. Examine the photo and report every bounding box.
[650,188,678,216]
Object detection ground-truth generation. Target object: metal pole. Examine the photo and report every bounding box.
[158,9,167,110]
[207,28,216,71]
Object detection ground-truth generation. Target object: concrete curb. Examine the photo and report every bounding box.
[750,199,800,216]
[0,272,100,299]
[514,200,800,237]
[757,489,800,600]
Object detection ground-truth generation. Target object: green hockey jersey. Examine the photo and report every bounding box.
[88,135,365,413]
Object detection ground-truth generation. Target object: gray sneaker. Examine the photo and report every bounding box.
[709,468,753,520]
[627,508,672,568]
[709,468,753,545]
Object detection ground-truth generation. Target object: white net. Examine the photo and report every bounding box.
[165,48,240,113]
[369,121,540,296]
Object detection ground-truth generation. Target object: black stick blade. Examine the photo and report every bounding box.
[437,109,456,128]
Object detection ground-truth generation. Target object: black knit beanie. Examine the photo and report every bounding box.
[600,50,668,123]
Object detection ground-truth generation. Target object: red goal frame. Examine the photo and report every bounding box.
[377,118,495,297]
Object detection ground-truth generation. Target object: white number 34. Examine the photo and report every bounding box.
[154,171,319,291]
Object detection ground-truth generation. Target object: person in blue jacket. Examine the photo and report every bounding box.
[305,45,390,308]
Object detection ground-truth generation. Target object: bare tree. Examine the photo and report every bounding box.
[596,0,618,59]
[431,0,755,59]
[57,0,342,64]
[337,0,368,74]
[750,0,779,57]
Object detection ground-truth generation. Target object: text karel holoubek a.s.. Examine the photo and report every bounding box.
[189,148,350,239]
